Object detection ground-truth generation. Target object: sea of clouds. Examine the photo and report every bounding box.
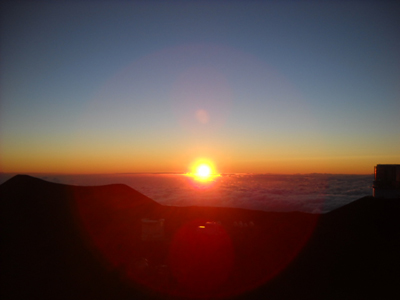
[1,173,373,213]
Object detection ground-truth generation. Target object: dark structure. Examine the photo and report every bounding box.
[1,175,399,300]
[373,164,400,198]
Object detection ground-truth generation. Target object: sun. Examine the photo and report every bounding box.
[196,164,211,178]
[187,159,220,182]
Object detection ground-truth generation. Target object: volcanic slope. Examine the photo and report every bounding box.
[1,175,160,299]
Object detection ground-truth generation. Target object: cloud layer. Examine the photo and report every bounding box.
[13,173,373,214]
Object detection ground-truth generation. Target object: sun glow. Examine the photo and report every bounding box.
[196,164,211,178]
[186,159,220,182]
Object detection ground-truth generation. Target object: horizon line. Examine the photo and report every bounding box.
[0,171,374,176]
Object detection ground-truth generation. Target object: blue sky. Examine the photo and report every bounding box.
[1,0,399,174]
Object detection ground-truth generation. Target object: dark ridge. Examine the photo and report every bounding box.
[0,174,160,204]
[0,175,160,299]
[1,175,399,300]
[247,195,400,300]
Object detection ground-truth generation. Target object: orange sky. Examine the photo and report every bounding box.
[2,145,398,175]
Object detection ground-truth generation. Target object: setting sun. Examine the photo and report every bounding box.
[186,159,220,182]
[196,164,211,178]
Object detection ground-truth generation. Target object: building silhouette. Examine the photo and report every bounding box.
[373,164,400,198]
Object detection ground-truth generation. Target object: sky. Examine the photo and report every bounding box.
[1,0,399,175]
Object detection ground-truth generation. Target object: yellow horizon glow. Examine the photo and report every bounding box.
[186,159,221,181]
[1,143,397,175]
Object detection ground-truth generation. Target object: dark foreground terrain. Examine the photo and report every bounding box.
[1,175,399,299]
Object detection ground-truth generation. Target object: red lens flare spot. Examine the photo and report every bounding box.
[168,220,234,297]
[72,180,319,299]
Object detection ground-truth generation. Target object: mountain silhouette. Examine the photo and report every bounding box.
[1,175,399,299]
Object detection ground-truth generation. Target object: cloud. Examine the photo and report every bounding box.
[24,173,373,213]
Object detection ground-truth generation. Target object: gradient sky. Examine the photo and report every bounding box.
[1,0,399,174]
